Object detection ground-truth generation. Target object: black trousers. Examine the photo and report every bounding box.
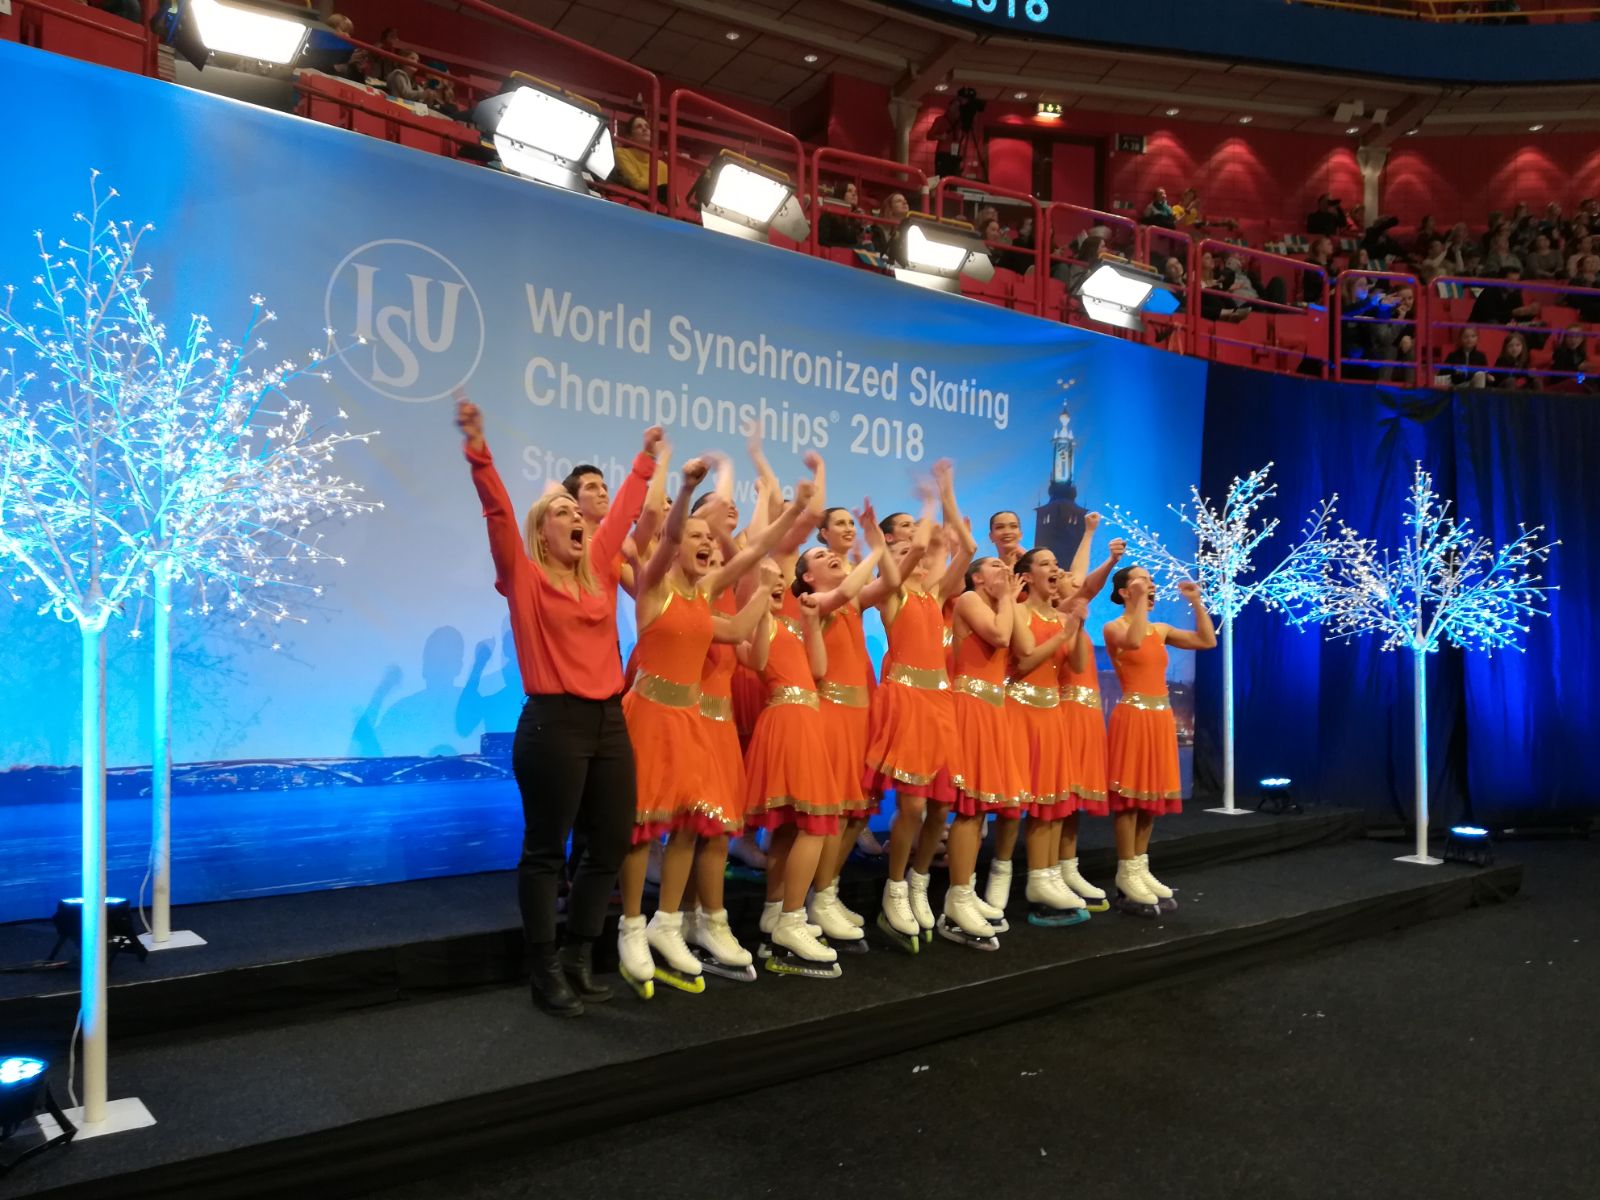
[512,693,637,946]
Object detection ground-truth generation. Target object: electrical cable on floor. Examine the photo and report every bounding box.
[66,1010,83,1111]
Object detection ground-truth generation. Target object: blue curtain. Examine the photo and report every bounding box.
[1194,365,1591,827]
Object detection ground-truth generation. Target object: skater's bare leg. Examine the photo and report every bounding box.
[1134,811,1155,856]
[695,834,730,912]
[1114,810,1139,860]
[620,840,651,919]
[830,817,866,882]
[1026,817,1058,872]
[813,831,843,892]
[992,813,1022,864]
[1059,811,1081,861]
[946,813,982,887]
[765,825,796,902]
[887,793,927,882]
[656,828,698,914]
[911,801,952,874]
[785,832,826,910]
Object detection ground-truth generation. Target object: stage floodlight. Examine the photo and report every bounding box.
[1444,825,1494,867]
[697,152,809,244]
[48,898,148,966]
[1,1056,76,1173]
[1074,260,1177,331]
[190,0,314,65]
[474,78,616,193]
[888,215,994,293]
[1256,776,1299,815]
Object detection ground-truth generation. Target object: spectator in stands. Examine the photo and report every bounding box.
[1524,233,1563,280]
[1419,237,1452,277]
[1142,188,1177,230]
[1172,188,1202,229]
[981,218,1029,273]
[1413,215,1439,255]
[612,115,668,202]
[1480,211,1511,255]
[1162,256,1186,300]
[1550,325,1594,388]
[1460,242,1485,278]
[304,12,357,74]
[1468,266,1541,333]
[1481,231,1523,277]
[1054,233,1104,293]
[1303,237,1334,306]
[1490,331,1535,390]
[1441,327,1488,389]
[1539,202,1565,242]
[387,51,434,106]
[1361,215,1405,262]
[1566,254,1600,321]
[1369,287,1417,381]
[350,25,401,81]
[870,192,912,254]
[974,205,1002,236]
[1565,234,1595,281]
[1306,194,1348,237]
[818,181,870,248]
[1509,201,1537,252]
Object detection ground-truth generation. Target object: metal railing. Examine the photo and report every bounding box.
[667,90,807,243]
[808,149,927,262]
[936,177,1047,313]
[1332,270,1424,384]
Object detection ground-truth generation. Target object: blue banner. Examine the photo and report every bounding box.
[0,43,1205,918]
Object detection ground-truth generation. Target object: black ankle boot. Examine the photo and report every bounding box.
[530,949,584,1017]
[559,939,613,1003]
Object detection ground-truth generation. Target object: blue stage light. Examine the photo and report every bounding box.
[1260,777,1292,788]
[1444,825,1494,867]
[1256,776,1299,815]
[0,1059,44,1088]
[1450,825,1489,838]
[49,898,147,966]
[0,1054,77,1169]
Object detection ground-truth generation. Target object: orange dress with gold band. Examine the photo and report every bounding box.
[697,587,744,834]
[743,617,843,836]
[1105,627,1182,815]
[623,586,724,842]
[1008,608,1075,821]
[819,604,872,819]
[950,622,1027,817]
[861,590,957,799]
[1058,633,1109,815]
[930,599,959,807]
[733,590,797,747]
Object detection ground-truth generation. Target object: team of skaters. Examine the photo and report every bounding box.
[457,393,1216,1017]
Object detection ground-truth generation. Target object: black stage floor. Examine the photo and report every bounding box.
[2,812,1517,1200]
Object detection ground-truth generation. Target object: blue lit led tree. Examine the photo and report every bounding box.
[1,176,375,1123]
[1107,464,1338,815]
[1321,462,1555,865]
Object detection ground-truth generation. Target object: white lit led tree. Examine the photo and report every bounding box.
[1321,462,1554,865]
[1107,464,1338,815]
[1,175,376,1125]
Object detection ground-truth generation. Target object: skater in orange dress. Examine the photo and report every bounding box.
[739,567,846,977]
[1102,566,1216,918]
[616,457,805,998]
[790,504,895,947]
[987,547,1092,927]
[928,556,1026,949]
[864,461,975,951]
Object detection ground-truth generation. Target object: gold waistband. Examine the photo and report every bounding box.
[699,694,733,721]
[953,674,1006,708]
[631,670,702,709]
[885,662,950,691]
[819,680,870,708]
[1117,691,1171,712]
[1060,684,1101,710]
[768,686,819,710]
[1006,680,1060,709]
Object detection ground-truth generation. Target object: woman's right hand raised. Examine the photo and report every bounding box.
[454,390,485,452]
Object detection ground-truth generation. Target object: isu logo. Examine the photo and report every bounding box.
[325,239,484,402]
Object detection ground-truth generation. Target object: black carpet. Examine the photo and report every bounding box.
[2,834,1520,1200]
[350,837,1600,1200]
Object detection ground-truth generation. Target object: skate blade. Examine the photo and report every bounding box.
[832,936,870,955]
[1113,894,1160,919]
[690,948,758,982]
[921,928,934,944]
[1027,907,1092,928]
[935,920,999,951]
[764,956,842,979]
[874,912,920,955]
[620,966,655,1001]
[1079,899,1111,913]
[653,967,707,994]
[1156,897,1178,913]
[987,918,1011,934]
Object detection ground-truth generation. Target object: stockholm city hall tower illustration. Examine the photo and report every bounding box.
[1033,379,1088,563]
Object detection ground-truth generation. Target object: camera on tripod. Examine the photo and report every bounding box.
[934,87,987,178]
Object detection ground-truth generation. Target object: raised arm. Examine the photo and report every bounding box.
[856,501,901,608]
[737,607,774,672]
[715,561,782,644]
[630,442,673,556]
[799,594,828,679]
[933,460,976,605]
[1105,576,1153,651]
[1162,579,1218,650]
[456,394,526,599]
[707,480,814,595]
[746,422,785,523]
[592,425,665,572]
[638,457,708,598]
[1064,599,1092,672]
[953,577,1016,648]
[1013,611,1076,674]
[1078,539,1125,602]
[775,451,826,557]
[816,547,883,617]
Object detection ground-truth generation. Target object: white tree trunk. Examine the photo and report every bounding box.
[1222,616,1235,809]
[79,617,109,1124]
[150,562,173,943]
[1413,648,1428,859]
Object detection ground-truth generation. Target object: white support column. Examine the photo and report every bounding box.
[1356,145,1388,220]
[889,96,918,167]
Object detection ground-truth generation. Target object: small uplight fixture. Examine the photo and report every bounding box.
[1238,115,1254,124]
[1165,106,1181,116]
[1013,90,1029,101]
[934,82,950,93]
[190,0,315,65]
[696,151,809,244]
[1037,101,1063,121]
[803,53,820,64]
[725,30,742,41]
[1345,126,1360,135]
[889,214,995,294]
[1,1056,76,1171]
[1406,128,1419,136]
[1256,776,1299,815]
[1073,260,1179,332]
[48,897,149,965]
[1528,123,1545,132]
[1444,825,1494,867]
[473,76,616,193]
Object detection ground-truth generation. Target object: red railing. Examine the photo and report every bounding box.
[1427,274,1600,390]
[1194,240,1332,378]
[1332,270,1424,385]
[808,148,926,263]
[936,177,1046,314]
[668,90,807,246]
[2,0,157,76]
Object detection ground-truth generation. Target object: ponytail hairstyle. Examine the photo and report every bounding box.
[791,547,826,597]
[1109,564,1137,607]
[818,506,851,545]
[879,511,909,539]
[963,556,995,594]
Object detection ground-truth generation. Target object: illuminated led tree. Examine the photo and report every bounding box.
[1321,462,1554,865]
[1107,464,1338,815]
[1,175,376,1123]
